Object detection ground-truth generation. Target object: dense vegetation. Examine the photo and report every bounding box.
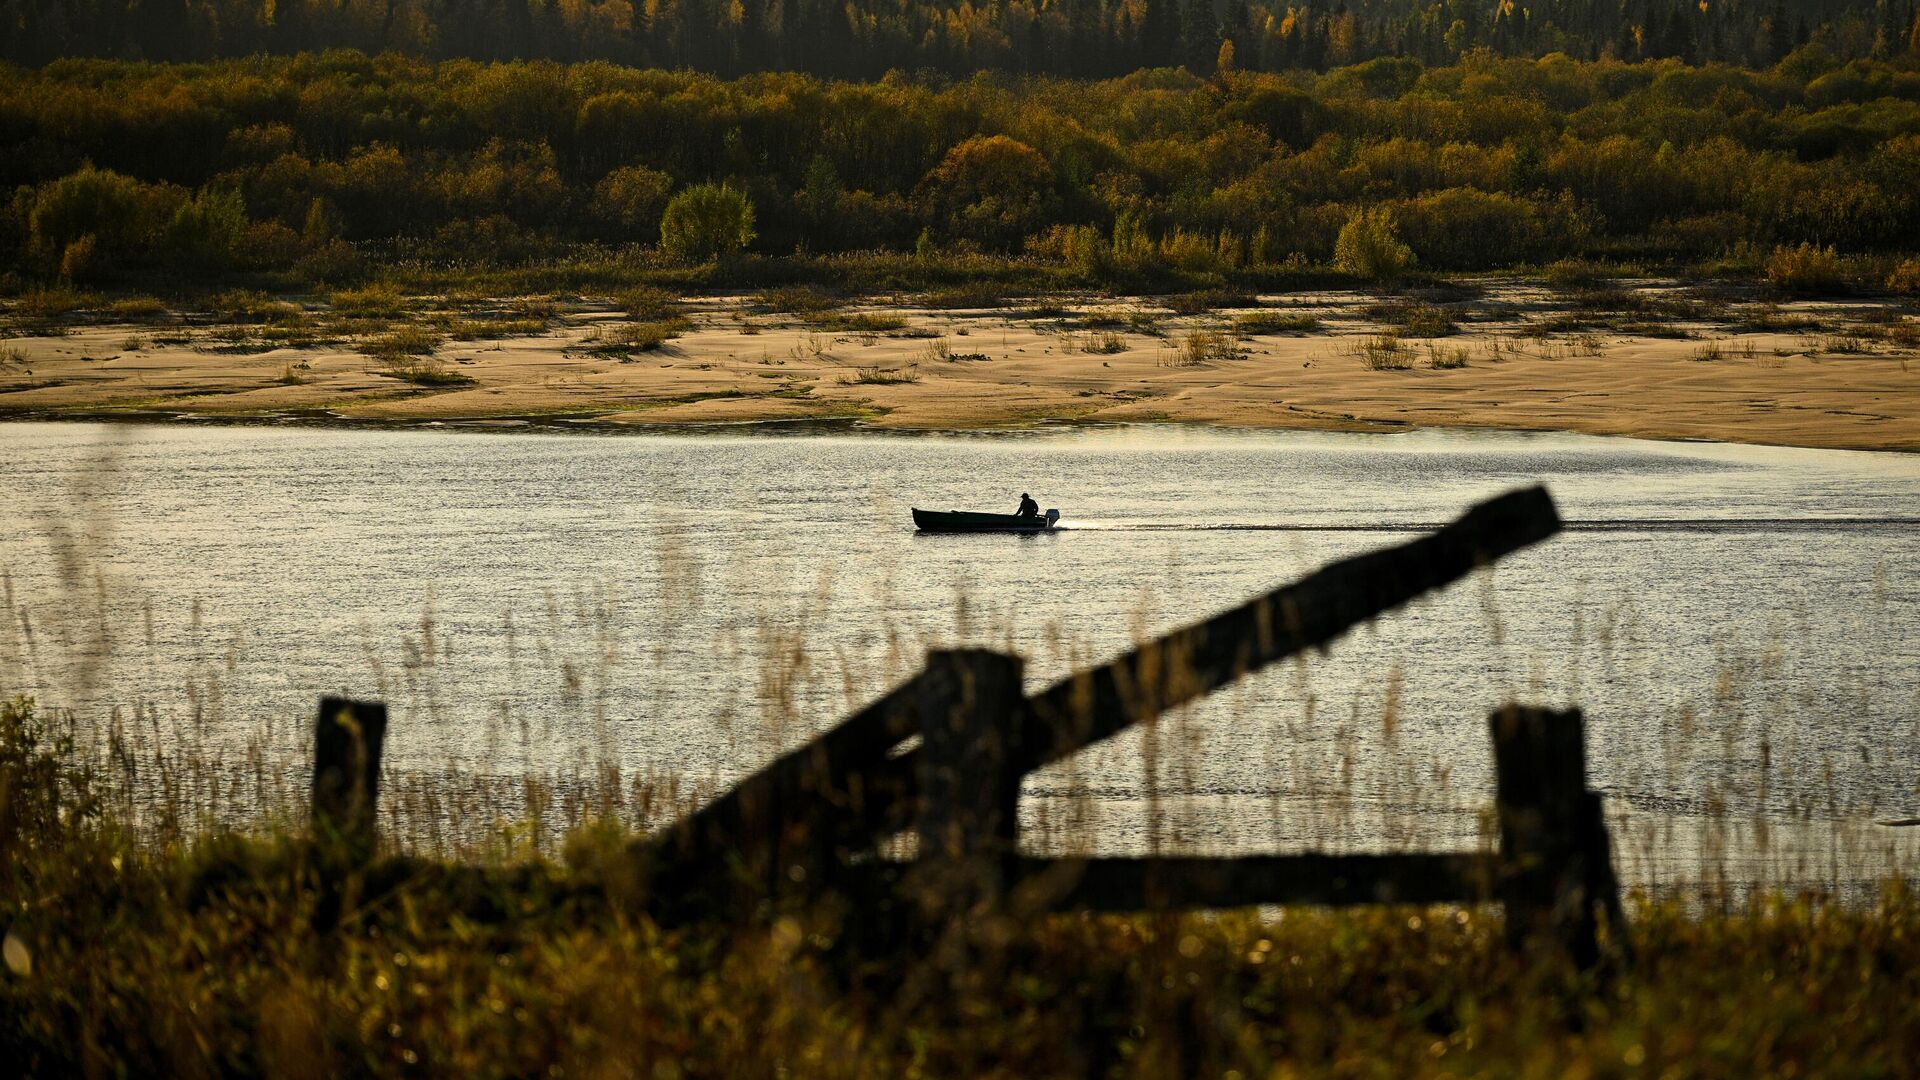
[4,0,1920,76]
[3,692,1919,1075]
[4,47,1920,295]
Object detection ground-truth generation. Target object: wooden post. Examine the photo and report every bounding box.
[912,649,1026,920]
[1488,704,1622,970]
[312,696,387,864]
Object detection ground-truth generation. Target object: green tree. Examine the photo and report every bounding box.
[592,166,675,239]
[659,182,757,261]
[1333,206,1415,279]
[163,188,250,265]
[29,165,164,257]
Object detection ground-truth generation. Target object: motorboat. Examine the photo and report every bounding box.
[912,507,1060,533]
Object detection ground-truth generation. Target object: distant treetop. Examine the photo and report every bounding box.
[4,0,1917,75]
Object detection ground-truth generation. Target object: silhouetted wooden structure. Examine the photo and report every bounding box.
[310,485,1626,968]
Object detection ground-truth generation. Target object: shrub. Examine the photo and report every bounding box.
[1165,290,1257,315]
[616,286,681,320]
[0,699,99,872]
[1765,243,1846,294]
[164,188,249,265]
[1333,207,1414,280]
[378,356,474,385]
[659,183,755,263]
[1885,258,1920,295]
[109,296,168,320]
[759,285,841,314]
[592,166,674,239]
[1372,302,1456,337]
[1176,330,1239,365]
[330,283,408,317]
[1392,189,1585,270]
[844,365,919,384]
[15,287,92,319]
[921,282,1008,309]
[588,320,689,356]
[30,165,169,256]
[1349,333,1414,369]
[1233,311,1318,335]
[360,325,442,359]
[59,234,99,282]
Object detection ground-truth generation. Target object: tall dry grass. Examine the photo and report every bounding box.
[2,430,1917,1073]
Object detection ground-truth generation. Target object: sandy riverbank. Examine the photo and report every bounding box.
[3,283,1917,450]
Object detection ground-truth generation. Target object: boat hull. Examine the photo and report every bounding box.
[912,508,1055,533]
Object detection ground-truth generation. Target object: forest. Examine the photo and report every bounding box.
[3,45,1919,292]
[5,0,1920,77]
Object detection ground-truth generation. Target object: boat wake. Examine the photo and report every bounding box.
[1059,517,1920,534]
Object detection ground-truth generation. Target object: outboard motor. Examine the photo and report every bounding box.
[1044,508,1060,527]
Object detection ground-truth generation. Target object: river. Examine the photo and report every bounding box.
[3,420,1917,893]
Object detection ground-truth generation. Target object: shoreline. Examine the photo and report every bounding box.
[5,281,1918,453]
[8,407,1920,458]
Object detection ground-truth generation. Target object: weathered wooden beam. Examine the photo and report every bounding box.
[1489,704,1626,970]
[910,649,1026,916]
[637,669,954,920]
[312,696,387,862]
[311,696,387,933]
[1016,485,1561,774]
[1007,854,1495,912]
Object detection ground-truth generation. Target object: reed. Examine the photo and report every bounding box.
[1233,311,1320,336]
[1350,334,1414,370]
[2,425,1915,1076]
[843,364,920,385]
[587,319,688,356]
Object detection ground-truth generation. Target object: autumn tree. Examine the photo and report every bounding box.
[917,135,1058,250]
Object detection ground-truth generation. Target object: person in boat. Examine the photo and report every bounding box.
[1017,492,1040,518]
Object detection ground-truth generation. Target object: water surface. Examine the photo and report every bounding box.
[3,421,1916,889]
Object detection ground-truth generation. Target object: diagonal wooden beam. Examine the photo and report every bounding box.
[1015,484,1562,773]
[858,485,1563,837]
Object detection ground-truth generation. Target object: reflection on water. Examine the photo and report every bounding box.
[2,421,1917,892]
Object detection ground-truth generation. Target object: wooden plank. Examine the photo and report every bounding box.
[311,696,388,933]
[1016,485,1562,774]
[1488,704,1623,969]
[911,649,1026,915]
[636,670,933,918]
[1007,854,1495,912]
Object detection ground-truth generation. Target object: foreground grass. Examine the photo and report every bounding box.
[4,698,1916,1076]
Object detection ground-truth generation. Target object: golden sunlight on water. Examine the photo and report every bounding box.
[3,420,1917,895]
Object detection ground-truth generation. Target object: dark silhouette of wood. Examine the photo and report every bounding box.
[1008,854,1495,912]
[911,649,1026,915]
[306,485,1631,973]
[1488,704,1625,969]
[311,696,387,932]
[312,696,387,861]
[638,485,1563,892]
[1019,485,1561,771]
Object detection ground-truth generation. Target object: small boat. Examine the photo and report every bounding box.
[912,507,1060,533]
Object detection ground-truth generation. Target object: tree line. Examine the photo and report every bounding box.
[4,0,1920,77]
[2,48,1918,286]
